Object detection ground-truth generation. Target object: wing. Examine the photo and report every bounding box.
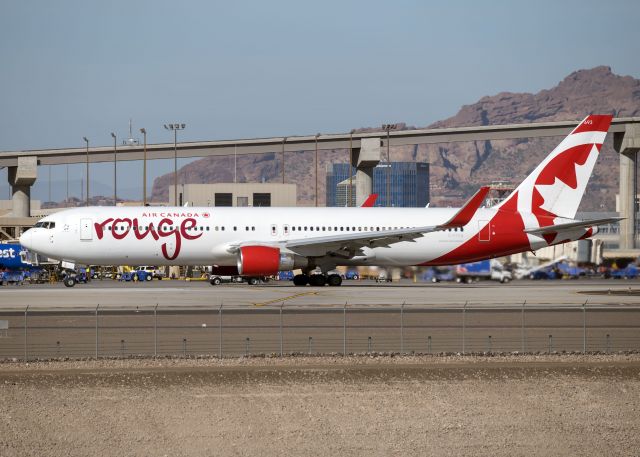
[226,187,490,258]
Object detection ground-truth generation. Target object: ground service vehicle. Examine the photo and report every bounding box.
[455,259,512,283]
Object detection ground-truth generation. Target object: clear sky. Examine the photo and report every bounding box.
[1,0,639,201]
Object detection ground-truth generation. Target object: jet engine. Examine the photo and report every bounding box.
[237,246,296,276]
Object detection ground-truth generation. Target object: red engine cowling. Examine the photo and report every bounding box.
[237,246,295,276]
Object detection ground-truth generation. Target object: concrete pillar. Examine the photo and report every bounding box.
[618,151,636,249]
[614,125,640,250]
[354,138,382,206]
[355,167,373,206]
[7,156,37,218]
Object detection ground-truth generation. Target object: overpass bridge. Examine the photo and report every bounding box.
[1,117,640,250]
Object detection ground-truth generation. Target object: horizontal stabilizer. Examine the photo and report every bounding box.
[437,186,490,229]
[524,217,623,236]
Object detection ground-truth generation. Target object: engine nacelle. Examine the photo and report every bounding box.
[237,246,295,276]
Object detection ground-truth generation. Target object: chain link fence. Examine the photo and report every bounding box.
[0,303,639,360]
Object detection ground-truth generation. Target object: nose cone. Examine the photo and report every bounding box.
[19,230,33,249]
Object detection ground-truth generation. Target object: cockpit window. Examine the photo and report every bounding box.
[34,221,55,229]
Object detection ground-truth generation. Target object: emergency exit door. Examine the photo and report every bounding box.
[478,220,491,242]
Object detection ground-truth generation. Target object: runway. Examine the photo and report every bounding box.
[2,278,640,310]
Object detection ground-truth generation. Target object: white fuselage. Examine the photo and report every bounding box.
[19,205,568,268]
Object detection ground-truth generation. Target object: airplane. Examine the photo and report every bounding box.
[20,114,621,287]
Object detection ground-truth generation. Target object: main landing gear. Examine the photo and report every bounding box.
[293,273,342,287]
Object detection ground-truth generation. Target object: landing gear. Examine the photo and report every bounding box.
[63,276,76,288]
[294,272,343,286]
[309,274,327,287]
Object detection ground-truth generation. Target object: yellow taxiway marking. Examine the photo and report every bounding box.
[253,291,319,307]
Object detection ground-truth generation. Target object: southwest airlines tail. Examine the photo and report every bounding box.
[498,114,613,227]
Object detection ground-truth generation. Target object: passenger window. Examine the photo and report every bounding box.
[271,224,277,236]
[233,226,237,231]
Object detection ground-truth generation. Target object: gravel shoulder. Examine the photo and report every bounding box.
[1,355,639,457]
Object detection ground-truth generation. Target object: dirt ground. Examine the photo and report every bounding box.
[1,355,639,457]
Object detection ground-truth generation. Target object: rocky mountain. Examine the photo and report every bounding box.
[152,66,640,211]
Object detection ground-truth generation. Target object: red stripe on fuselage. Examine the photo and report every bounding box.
[420,192,531,266]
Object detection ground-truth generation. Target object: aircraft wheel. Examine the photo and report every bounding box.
[327,274,342,287]
[309,274,327,287]
[293,274,309,286]
[63,277,76,288]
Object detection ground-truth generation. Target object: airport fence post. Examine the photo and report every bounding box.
[279,302,284,357]
[427,335,432,354]
[400,302,405,354]
[95,304,99,359]
[606,334,611,353]
[308,336,313,354]
[582,301,587,353]
[23,305,28,362]
[245,337,250,356]
[487,335,492,354]
[521,300,526,353]
[56,341,60,356]
[183,338,187,357]
[462,301,467,355]
[343,302,347,356]
[368,336,372,353]
[218,302,223,358]
[154,304,158,357]
[548,334,553,354]
[121,339,125,358]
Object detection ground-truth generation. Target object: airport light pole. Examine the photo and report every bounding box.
[164,123,186,206]
[83,137,89,206]
[140,128,147,205]
[282,137,287,184]
[382,124,399,207]
[111,132,117,205]
[315,133,320,207]
[348,129,354,207]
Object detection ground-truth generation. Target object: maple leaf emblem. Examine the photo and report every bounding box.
[533,144,598,226]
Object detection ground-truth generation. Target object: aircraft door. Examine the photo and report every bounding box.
[80,218,93,241]
[478,220,491,242]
